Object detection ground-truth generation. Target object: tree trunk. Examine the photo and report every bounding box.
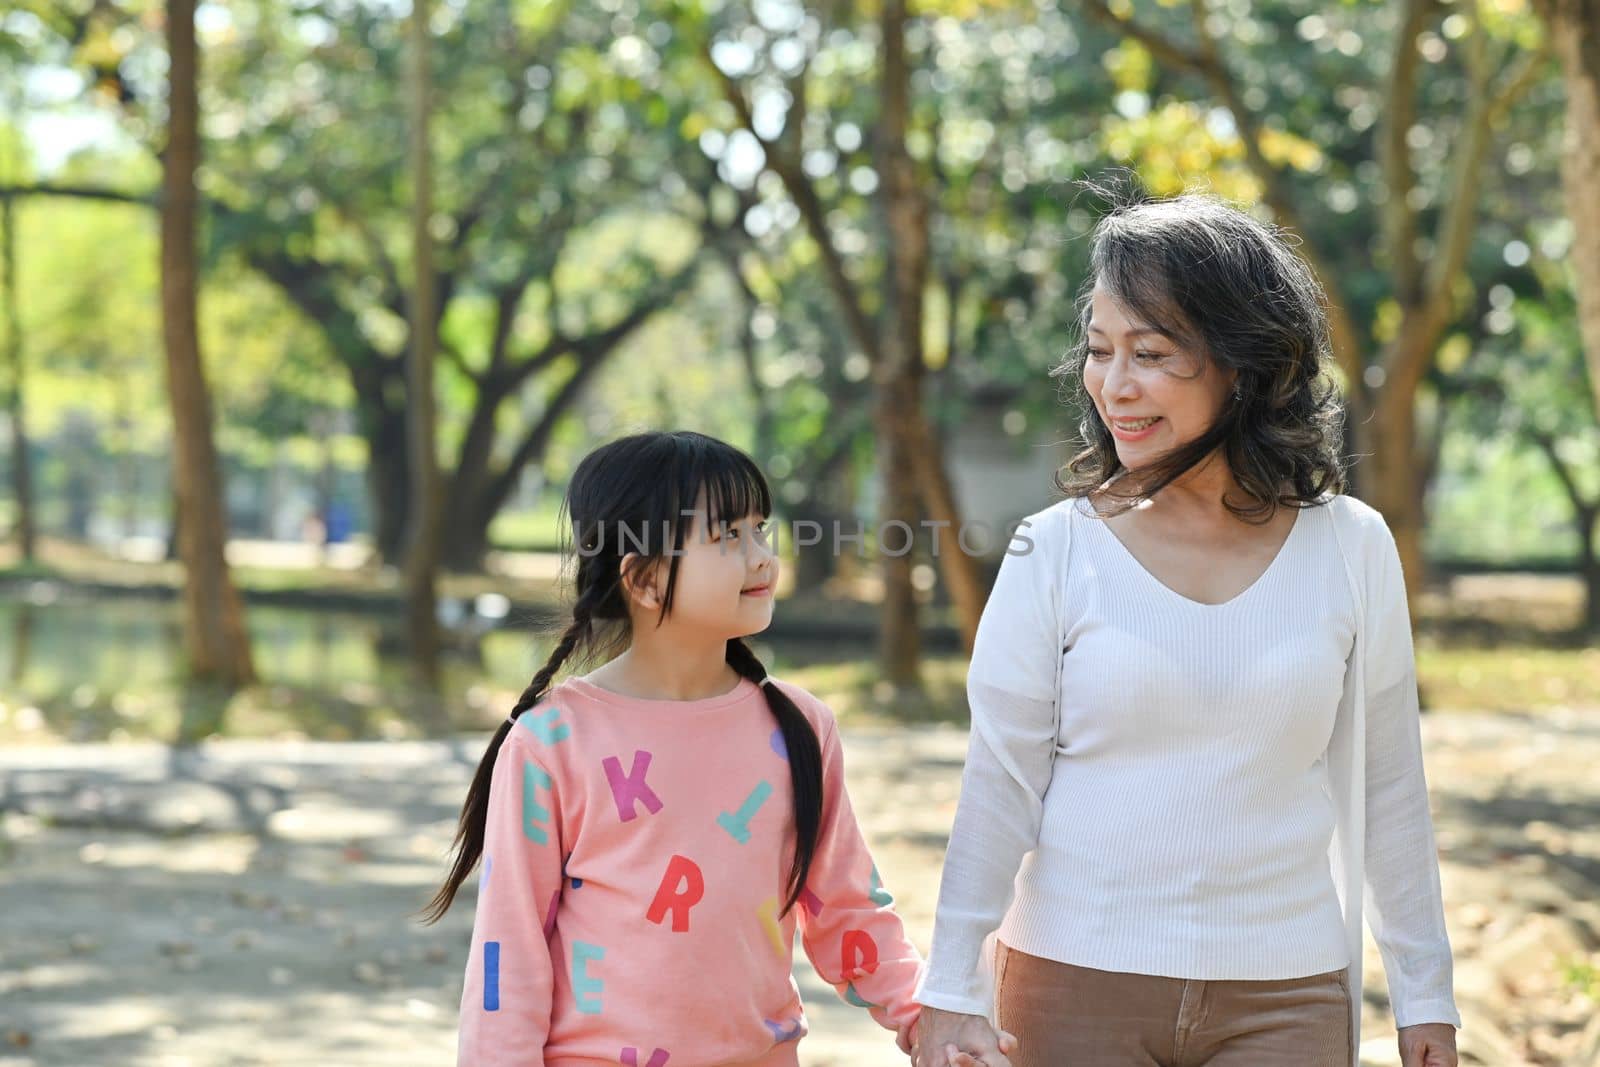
[1529,428,1600,636]
[1,193,35,561]
[875,383,923,688]
[404,0,444,686]
[1543,0,1600,419]
[876,0,986,659]
[905,419,984,653]
[1368,380,1428,605]
[1533,0,1600,630]
[160,0,255,687]
[1580,512,1600,635]
[873,0,932,689]
[166,488,181,561]
[117,410,139,540]
[440,505,493,573]
[1583,562,1600,635]
[785,422,862,595]
[362,397,411,563]
[788,495,845,594]
[9,602,33,685]
[732,270,777,469]
[313,417,337,562]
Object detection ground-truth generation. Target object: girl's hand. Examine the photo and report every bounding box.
[1398,1023,1457,1067]
[911,1006,1017,1067]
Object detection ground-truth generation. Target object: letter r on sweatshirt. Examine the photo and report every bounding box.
[603,751,664,822]
[842,929,880,979]
[646,854,705,932]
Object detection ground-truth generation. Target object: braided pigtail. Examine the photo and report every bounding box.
[727,637,823,916]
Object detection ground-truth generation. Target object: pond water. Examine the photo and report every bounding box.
[0,585,855,744]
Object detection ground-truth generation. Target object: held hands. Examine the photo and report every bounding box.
[910,1006,1018,1067]
[1398,1023,1457,1067]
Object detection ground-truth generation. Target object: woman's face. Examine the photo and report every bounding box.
[1081,283,1236,471]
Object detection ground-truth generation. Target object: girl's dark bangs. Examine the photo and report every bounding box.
[690,447,772,530]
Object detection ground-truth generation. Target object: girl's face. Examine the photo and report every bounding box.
[626,492,778,638]
[1081,284,1236,470]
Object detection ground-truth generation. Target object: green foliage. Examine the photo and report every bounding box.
[4,0,1589,579]
[1564,959,1600,1001]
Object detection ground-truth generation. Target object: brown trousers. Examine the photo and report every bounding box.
[994,943,1352,1067]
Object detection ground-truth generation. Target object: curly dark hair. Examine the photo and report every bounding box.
[1051,186,1347,522]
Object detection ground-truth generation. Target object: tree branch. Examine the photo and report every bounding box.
[247,243,402,384]
[701,40,881,362]
[1485,29,1551,127]
[1381,0,1435,306]
[437,337,472,382]
[1416,13,1549,366]
[320,190,406,312]
[482,357,604,510]
[486,270,539,379]
[461,265,707,529]
[1527,427,1599,518]
[1079,0,1206,70]
[0,182,153,206]
[570,259,701,359]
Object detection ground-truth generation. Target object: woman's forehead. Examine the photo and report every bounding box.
[1089,283,1197,346]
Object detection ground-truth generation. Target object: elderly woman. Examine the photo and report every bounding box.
[911,193,1459,1067]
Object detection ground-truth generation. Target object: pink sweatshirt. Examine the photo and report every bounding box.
[457,674,924,1067]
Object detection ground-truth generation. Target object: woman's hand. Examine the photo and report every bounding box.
[911,1006,1018,1067]
[1398,1023,1457,1067]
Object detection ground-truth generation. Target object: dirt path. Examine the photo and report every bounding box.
[2,712,1598,1066]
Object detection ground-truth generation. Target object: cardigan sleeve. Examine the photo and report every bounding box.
[1360,516,1461,1029]
[915,507,1065,1015]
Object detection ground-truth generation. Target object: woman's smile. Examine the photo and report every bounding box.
[1109,415,1164,441]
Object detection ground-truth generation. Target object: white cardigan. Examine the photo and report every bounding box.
[915,493,1460,1058]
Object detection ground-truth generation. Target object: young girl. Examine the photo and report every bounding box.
[425,430,926,1067]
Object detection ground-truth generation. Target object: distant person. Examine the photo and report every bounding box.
[913,192,1459,1067]
[325,501,352,545]
[426,432,1005,1066]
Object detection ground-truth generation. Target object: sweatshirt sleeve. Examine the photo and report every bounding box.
[458,727,567,1066]
[915,510,1064,1016]
[1360,517,1460,1030]
[796,710,925,1035]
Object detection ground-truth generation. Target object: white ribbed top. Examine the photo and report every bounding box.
[1002,496,1354,977]
[916,495,1460,1037]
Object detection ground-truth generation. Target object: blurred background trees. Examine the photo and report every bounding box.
[0,0,1594,731]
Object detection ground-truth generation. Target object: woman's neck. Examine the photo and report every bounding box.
[1110,454,1242,518]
